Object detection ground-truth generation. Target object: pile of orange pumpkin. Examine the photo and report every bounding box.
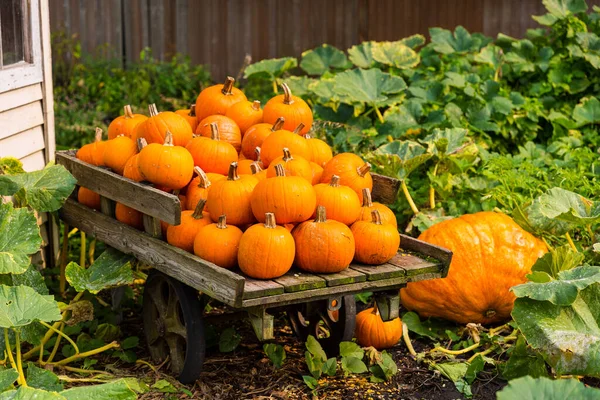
[75,77,401,280]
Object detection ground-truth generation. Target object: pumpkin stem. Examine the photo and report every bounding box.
[227,162,240,181]
[371,210,382,225]
[192,199,207,219]
[189,104,196,117]
[357,163,371,177]
[149,104,159,117]
[210,122,220,141]
[136,138,148,152]
[250,162,263,174]
[293,123,305,134]
[271,117,285,131]
[281,83,294,105]
[485,309,497,318]
[222,76,235,95]
[164,130,174,146]
[124,105,134,118]
[282,148,293,161]
[264,212,277,228]
[329,175,341,187]
[252,100,261,111]
[274,164,286,177]
[94,127,103,142]
[255,147,262,162]
[315,205,327,223]
[362,188,373,207]
[216,215,227,229]
[193,166,211,188]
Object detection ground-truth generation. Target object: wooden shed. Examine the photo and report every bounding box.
[0,0,54,170]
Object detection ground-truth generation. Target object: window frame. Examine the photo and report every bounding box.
[0,0,42,94]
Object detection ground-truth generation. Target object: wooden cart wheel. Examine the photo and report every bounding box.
[287,295,356,355]
[143,270,205,384]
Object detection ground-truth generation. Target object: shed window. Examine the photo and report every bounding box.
[0,0,31,68]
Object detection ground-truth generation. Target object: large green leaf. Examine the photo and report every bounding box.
[420,128,470,157]
[65,248,134,294]
[399,34,426,49]
[0,285,61,329]
[474,44,503,68]
[371,42,420,69]
[0,368,19,391]
[300,44,350,76]
[0,387,65,400]
[26,363,63,392]
[370,140,432,180]
[429,26,486,54]
[534,188,600,225]
[332,68,406,105]
[575,33,600,69]
[530,245,584,279]
[377,104,420,139]
[61,379,137,400]
[542,0,588,18]
[0,203,42,275]
[502,335,549,380]
[243,57,298,80]
[573,96,600,126]
[0,165,76,212]
[347,42,376,69]
[497,376,600,400]
[284,76,316,97]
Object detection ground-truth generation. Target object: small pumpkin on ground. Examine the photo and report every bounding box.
[186,123,238,175]
[266,148,312,182]
[305,134,332,167]
[123,138,148,182]
[138,131,194,190]
[167,199,212,253]
[260,123,311,167]
[358,188,397,227]
[241,117,285,160]
[400,211,547,325]
[77,187,101,210]
[355,305,402,350]
[321,153,372,202]
[135,104,193,147]
[115,203,144,230]
[263,83,313,135]
[196,114,242,152]
[351,210,400,265]
[175,104,199,132]
[108,105,148,139]
[186,167,212,211]
[76,128,107,166]
[194,215,243,270]
[195,76,247,121]
[103,135,138,175]
[292,205,355,273]
[226,100,263,135]
[313,175,361,225]
[238,212,295,279]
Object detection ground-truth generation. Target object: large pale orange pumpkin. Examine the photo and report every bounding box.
[321,153,372,203]
[76,128,107,166]
[196,115,242,153]
[263,83,313,135]
[195,76,247,121]
[241,118,284,160]
[108,105,148,139]
[135,104,193,147]
[194,215,244,270]
[355,306,402,350]
[400,212,548,325]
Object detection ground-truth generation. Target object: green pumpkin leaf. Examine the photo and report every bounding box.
[0,164,76,212]
[0,203,42,275]
[0,157,25,175]
[65,248,134,294]
[0,368,19,391]
[243,57,298,80]
[305,351,324,379]
[369,140,432,181]
[306,335,327,362]
[531,245,584,279]
[300,44,350,76]
[332,68,407,105]
[339,341,364,359]
[371,42,420,69]
[0,285,61,329]
[575,33,600,69]
[341,356,368,375]
[573,97,600,126]
[0,387,65,400]
[322,357,337,376]
[26,362,63,392]
[302,375,319,390]
[284,76,316,97]
[9,264,50,295]
[541,0,587,19]
[534,188,600,226]
[533,13,559,26]
[399,34,426,49]
[348,42,377,69]
[263,343,286,369]
[369,351,398,382]
[429,26,486,54]
[497,376,600,400]
[502,335,549,380]
[61,379,137,400]
[420,128,470,157]
[432,362,468,382]
[218,327,241,353]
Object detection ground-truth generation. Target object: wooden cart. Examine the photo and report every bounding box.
[56,150,452,383]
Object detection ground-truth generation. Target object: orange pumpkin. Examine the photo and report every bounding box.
[135,104,193,147]
[195,76,247,121]
[292,205,355,273]
[266,148,312,182]
[400,212,548,325]
[238,212,295,279]
[226,100,263,135]
[263,83,312,135]
[194,215,243,269]
[77,187,101,210]
[260,123,311,167]
[355,306,402,350]
[305,134,332,167]
[103,135,138,175]
[250,162,267,181]
[241,118,285,160]
[175,104,199,132]
[186,167,211,211]
[76,128,107,166]
[313,175,361,225]
[138,131,194,190]
[115,203,144,230]
[351,210,400,265]
[358,188,397,227]
[167,199,212,252]
[321,153,372,203]
[186,122,238,175]
[123,138,148,182]
[310,162,323,185]
[251,164,316,224]
[206,162,258,226]
[108,105,148,139]
[196,115,242,152]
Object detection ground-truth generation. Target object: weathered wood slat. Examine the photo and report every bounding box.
[371,173,400,205]
[274,272,327,292]
[56,150,181,225]
[60,199,245,307]
[316,268,366,287]
[350,263,406,281]
[399,234,452,277]
[387,252,440,276]
[243,278,285,299]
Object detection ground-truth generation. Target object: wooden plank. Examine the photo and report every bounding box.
[39,0,56,163]
[0,126,45,159]
[350,263,406,281]
[0,102,44,139]
[59,198,246,307]
[274,271,327,292]
[399,234,452,277]
[371,173,400,205]
[387,251,440,276]
[0,84,42,112]
[243,278,285,299]
[20,150,46,172]
[56,150,181,225]
[316,268,366,287]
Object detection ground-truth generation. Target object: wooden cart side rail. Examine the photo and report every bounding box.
[56,150,181,225]
[60,198,245,307]
[399,234,452,277]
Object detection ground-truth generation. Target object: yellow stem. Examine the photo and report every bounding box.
[565,232,578,252]
[39,321,79,355]
[467,345,497,363]
[57,376,113,383]
[136,359,158,373]
[272,80,278,94]
[62,365,113,375]
[430,342,480,356]
[53,341,119,367]
[95,296,110,307]
[374,105,384,124]
[15,331,26,387]
[429,187,435,210]
[542,237,554,252]
[46,322,65,364]
[488,323,510,337]
[586,225,595,241]
[401,181,419,214]
[80,231,86,268]
[23,320,63,360]
[4,329,19,384]
[72,291,85,303]
[38,340,44,364]
[402,322,417,357]
[68,228,79,238]
[88,238,96,264]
